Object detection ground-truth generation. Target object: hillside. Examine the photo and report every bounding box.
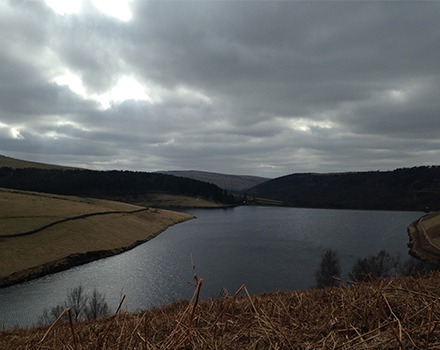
[0,188,192,287]
[0,154,237,207]
[247,166,440,211]
[159,170,269,193]
[2,272,440,349]
[0,154,78,170]
[0,167,235,208]
[0,155,267,195]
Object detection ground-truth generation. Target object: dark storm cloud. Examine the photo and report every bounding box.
[1,0,440,176]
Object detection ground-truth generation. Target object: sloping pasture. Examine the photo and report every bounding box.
[0,188,192,285]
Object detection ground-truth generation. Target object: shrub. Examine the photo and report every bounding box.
[350,250,397,282]
[399,256,440,277]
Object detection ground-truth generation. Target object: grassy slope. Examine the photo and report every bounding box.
[0,188,192,285]
[0,154,77,170]
[0,188,144,235]
[2,273,440,349]
[108,193,228,209]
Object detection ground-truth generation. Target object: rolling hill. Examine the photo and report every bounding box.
[0,154,78,170]
[159,170,269,193]
[5,154,438,211]
[246,167,440,211]
[0,155,236,207]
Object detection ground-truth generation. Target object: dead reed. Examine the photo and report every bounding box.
[3,272,440,349]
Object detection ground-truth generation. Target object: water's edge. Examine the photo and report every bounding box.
[0,206,420,329]
[0,216,193,288]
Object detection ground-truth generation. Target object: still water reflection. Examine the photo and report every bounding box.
[0,206,421,329]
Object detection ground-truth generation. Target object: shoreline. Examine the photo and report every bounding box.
[0,215,193,288]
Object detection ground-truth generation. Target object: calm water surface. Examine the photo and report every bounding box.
[0,206,421,329]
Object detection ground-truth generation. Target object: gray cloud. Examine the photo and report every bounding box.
[1,0,440,177]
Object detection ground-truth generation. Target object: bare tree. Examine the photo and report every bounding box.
[350,250,396,282]
[85,289,110,320]
[38,285,110,326]
[65,285,89,321]
[38,304,66,325]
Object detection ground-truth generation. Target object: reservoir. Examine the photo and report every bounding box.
[0,206,421,329]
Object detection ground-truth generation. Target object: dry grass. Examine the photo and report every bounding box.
[253,197,285,206]
[0,154,78,170]
[108,193,226,209]
[0,188,192,282]
[3,272,440,349]
[0,188,144,235]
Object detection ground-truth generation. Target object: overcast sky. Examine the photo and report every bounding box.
[1,0,439,178]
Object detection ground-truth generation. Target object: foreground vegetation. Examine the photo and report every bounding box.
[38,286,110,326]
[0,188,192,287]
[3,272,440,349]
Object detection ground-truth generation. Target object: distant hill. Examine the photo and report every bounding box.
[0,155,237,206]
[0,154,78,170]
[0,168,235,206]
[159,170,269,193]
[246,166,440,211]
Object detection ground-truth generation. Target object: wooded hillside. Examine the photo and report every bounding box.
[247,166,440,211]
[0,168,235,205]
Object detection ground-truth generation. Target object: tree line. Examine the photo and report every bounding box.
[247,166,440,211]
[0,167,236,204]
[315,249,440,288]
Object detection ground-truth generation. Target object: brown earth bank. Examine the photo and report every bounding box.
[407,211,440,263]
[2,272,440,349]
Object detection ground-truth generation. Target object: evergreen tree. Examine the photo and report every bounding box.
[315,249,341,288]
